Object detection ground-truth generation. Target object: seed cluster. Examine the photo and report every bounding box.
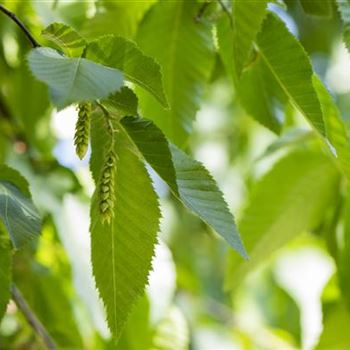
[99,149,117,224]
[74,102,91,160]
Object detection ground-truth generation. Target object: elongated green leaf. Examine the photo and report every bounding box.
[256,13,325,135]
[90,114,160,339]
[86,35,167,107]
[217,15,284,133]
[0,165,41,249]
[313,76,350,180]
[28,47,124,110]
[41,22,86,57]
[0,231,11,321]
[336,0,350,53]
[232,0,269,77]
[102,86,138,117]
[225,150,339,290]
[300,0,332,18]
[121,116,247,258]
[136,0,215,146]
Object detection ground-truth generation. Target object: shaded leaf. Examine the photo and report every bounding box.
[256,13,325,135]
[0,230,11,321]
[336,0,350,53]
[121,116,247,258]
[41,22,86,57]
[136,0,215,146]
[102,86,138,117]
[86,35,168,107]
[0,165,41,249]
[225,150,339,290]
[300,0,332,18]
[28,47,123,110]
[90,113,160,339]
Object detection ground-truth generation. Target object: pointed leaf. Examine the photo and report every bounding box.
[121,116,247,258]
[225,150,339,290]
[232,0,269,77]
[102,86,138,117]
[0,165,41,249]
[28,47,124,109]
[90,114,160,339]
[41,22,86,57]
[86,35,168,107]
[256,13,325,135]
[136,0,215,146]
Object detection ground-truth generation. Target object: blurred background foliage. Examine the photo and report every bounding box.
[1,0,350,349]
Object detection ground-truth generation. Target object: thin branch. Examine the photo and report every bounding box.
[11,285,57,350]
[0,5,40,48]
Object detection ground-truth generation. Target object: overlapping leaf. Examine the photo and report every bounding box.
[136,0,215,146]
[225,150,339,290]
[0,165,41,249]
[232,0,269,77]
[90,113,160,339]
[42,22,86,57]
[256,13,325,135]
[28,47,124,109]
[121,116,247,258]
[86,35,167,107]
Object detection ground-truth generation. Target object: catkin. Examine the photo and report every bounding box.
[74,102,91,160]
[99,149,117,224]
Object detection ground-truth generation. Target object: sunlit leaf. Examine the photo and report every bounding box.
[28,47,124,109]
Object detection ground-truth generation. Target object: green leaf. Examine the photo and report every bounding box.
[0,165,41,249]
[136,0,215,146]
[256,13,325,135]
[121,116,247,258]
[336,0,350,53]
[313,76,350,180]
[41,22,86,57]
[232,0,269,77]
[27,47,124,110]
[225,150,339,290]
[300,0,332,18]
[102,86,138,117]
[86,35,168,108]
[90,114,160,339]
[216,15,285,134]
[0,231,11,321]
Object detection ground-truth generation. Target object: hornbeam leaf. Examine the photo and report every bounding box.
[42,22,86,57]
[86,35,168,108]
[136,0,215,146]
[225,150,339,290]
[0,231,11,321]
[300,0,332,18]
[121,116,247,258]
[90,113,160,340]
[27,47,124,110]
[256,13,325,135]
[313,76,350,180]
[232,0,269,77]
[0,165,41,249]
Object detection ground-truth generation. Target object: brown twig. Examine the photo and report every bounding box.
[0,5,40,48]
[11,285,57,350]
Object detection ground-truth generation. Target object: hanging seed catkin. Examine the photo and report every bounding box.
[74,102,91,159]
[99,149,117,224]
